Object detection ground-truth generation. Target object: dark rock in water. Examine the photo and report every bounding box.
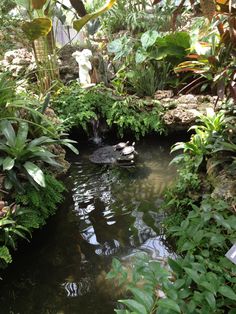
[89,144,137,165]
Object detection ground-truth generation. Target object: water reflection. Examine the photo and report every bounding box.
[0,137,176,314]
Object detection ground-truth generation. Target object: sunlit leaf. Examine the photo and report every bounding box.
[141,30,159,50]
[3,157,15,171]
[23,161,45,187]
[22,17,52,41]
[73,0,117,32]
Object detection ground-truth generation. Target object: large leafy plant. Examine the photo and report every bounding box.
[171,108,226,170]
[0,120,77,190]
[108,197,236,313]
[108,31,190,95]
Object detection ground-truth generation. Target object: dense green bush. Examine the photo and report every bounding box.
[52,83,166,139]
[0,174,65,269]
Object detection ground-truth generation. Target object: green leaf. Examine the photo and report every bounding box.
[129,288,154,311]
[0,219,15,227]
[15,122,28,149]
[3,157,15,170]
[183,268,200,284]
[180,241,195,251]
[28,136,55,148]
[22,18,52,41]
[62,142,79,155]
[218,286,236,300]
[141,30,159,50]
[135,50,147,64]
[173,279,185,289]
[23,161,45,187]
[73,0,116,32]
[204,292,216,310]
[158,298,181,313]
[0,120,16,146]
[200,281,216,293]
[0,246,12,264]
[168,258,183,274]
[119,299,147,314]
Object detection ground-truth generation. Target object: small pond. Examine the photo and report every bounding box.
[0,136,178,314]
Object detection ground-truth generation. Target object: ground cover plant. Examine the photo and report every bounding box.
[52,82,166,139]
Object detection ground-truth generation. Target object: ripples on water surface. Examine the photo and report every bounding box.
[0,136,177,314]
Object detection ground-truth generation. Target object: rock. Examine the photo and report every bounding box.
[211,170,236,205]
[162,94,219,131]
[0,48,36,78]
[59,45,82,83]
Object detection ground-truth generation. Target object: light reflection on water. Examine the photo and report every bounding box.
[0,137,177,314]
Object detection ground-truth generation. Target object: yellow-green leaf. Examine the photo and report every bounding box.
[22,17,52,41]
[73,0,116,32]
[31,0,47,10]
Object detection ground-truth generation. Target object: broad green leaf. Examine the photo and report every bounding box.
[183,268,200,284]
[180,241,195,251]
[141,30,159,50]
[129,288,154,311]
[15,122,28,149]
[108,38,124,54]
[31,0,47,9]
[218,286,236,300]
[0,120,16,146]
[165,32,190,49]
[119,299,147,314]
[23,161,45,187]
[0,219,15,226]
[204,292,216,309]
[73,0,117,32]
[28,136,55,148]
[158,298,181,313]
[173,279,186,289]
[22,18,52,41]
[199,281,216,293]
[62,142,79,155]
[135,50,147,64]
[3,157,15,171]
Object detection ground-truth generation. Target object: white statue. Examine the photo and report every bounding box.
[72,49,94,87]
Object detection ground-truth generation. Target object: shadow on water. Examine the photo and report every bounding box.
[0,135,180,314]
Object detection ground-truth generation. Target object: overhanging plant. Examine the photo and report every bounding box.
[0,120,78,191]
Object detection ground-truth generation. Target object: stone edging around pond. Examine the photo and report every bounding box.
[160,93,219,132]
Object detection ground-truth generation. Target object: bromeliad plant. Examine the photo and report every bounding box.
[171,108,226,170]
[0,120,78,191]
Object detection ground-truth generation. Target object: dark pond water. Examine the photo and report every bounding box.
[0,136,178,314]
